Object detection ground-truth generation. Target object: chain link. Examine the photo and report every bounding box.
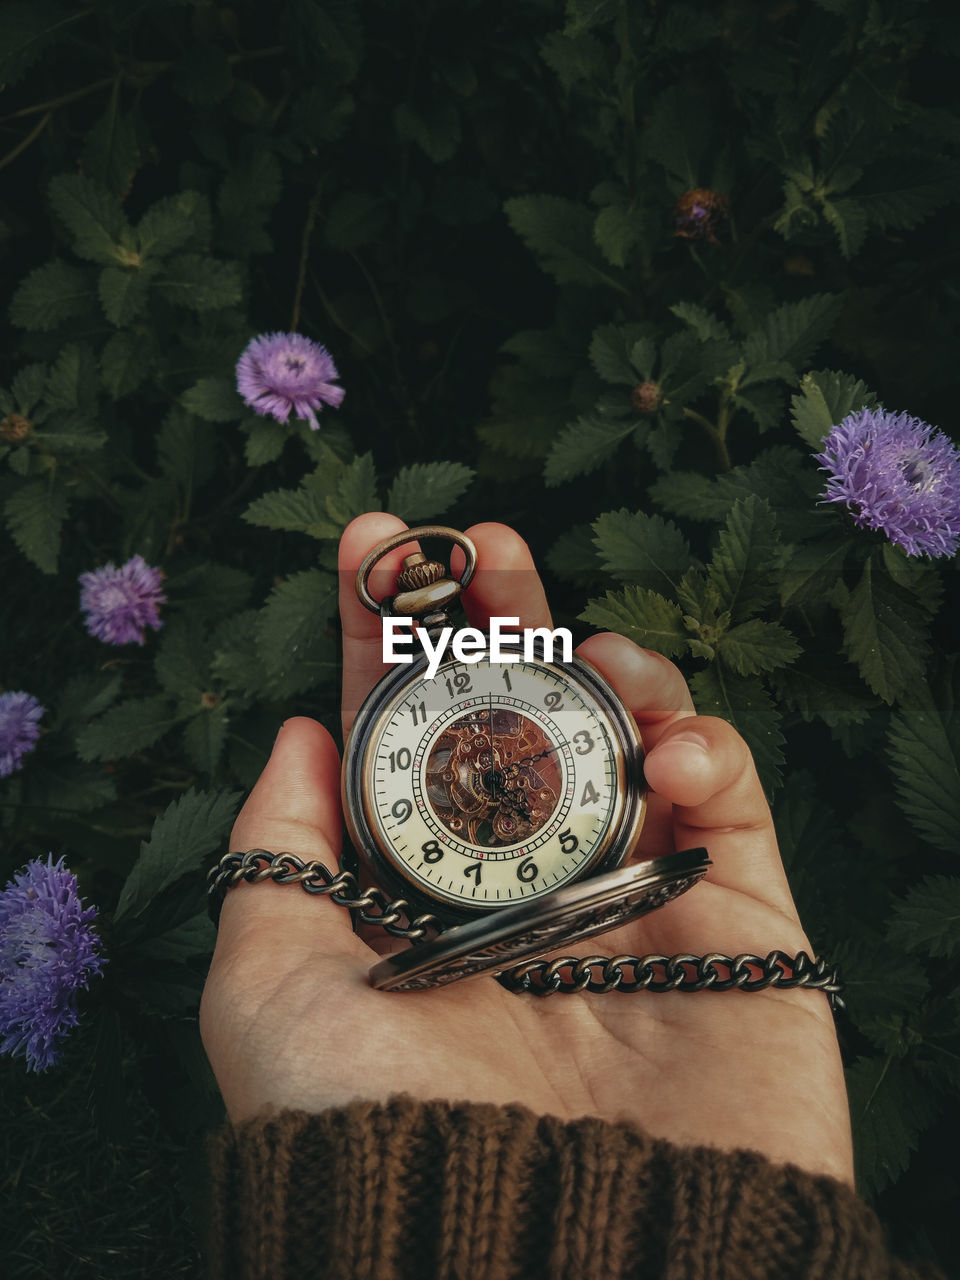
[208,850,844,1012]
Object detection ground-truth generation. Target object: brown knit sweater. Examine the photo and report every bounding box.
[207,1094,942,1280]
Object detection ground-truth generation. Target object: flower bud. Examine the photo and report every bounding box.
[0,413,32,444]
[673,189,728,245]
[631,381,662,416]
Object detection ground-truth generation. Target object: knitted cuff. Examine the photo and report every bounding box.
[206,1093,935,1280]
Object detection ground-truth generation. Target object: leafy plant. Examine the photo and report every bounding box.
[0,1,957,1275]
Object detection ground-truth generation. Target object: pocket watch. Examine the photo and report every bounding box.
[340,525,710,991]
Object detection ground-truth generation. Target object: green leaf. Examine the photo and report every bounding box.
[779,539,850,609]
[887,681,960,854]
[545,525,600,582]
[325,452,379,527]
[240,416,288,466]
[154,618,211,701]
[76,696,177,762]
[136,912,216,963]
[589,324,647,385]
[10,363,47,416]
[98,263,156,325]
[771,664,875,728]
[707,495,781,624]
[854,159,960,231]
[504,195,626,291]
[114,787,241,925]
[690,667,785,793]
[545,416,637,486]
[888,877,960,958]
[44,343,98,413]
[137,191,210,259]
[643,84,709,186]
[789,369,877,448]
[593,202,643,268]
[579,588,690,660]
[846,1056,936,1196]
[592,509,698,595]
[183,703,230,776]
[0,3,82,86]
[669,301,731,343]
[540,29,605,87]
[156,254,242,310]
[48,173,132,265]
[648,471,731,522]
[82,101,141,197]
[22,759,117,815]
[156,408,215,492]
[244,474,343,540]
[55,672,124,732]
[386,461,473,521]
[716,619,800,675]
[255,569,338,694]
[837,556,929,703]
[743,293,840,371]
[821,196,869,259]
[181,377,244,422]
[100,330,150,398]
[394,101,461,163]
[9,261,96,331]
[4,477,68,574]
[164,561,253,622]
[325,191,387,250]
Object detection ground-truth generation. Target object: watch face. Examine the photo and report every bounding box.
[343,651,646,919]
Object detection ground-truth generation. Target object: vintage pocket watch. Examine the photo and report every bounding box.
[341,525,710,991]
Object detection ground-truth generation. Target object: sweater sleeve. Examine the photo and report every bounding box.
[206,1093,943,1280]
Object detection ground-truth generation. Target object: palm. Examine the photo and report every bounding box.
[200,515,852,1186]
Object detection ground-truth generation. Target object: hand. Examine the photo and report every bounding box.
[200,514,853,1185]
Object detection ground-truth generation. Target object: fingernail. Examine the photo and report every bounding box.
[654,731,711,754]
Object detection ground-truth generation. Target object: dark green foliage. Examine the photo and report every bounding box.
[1,1,958,1274]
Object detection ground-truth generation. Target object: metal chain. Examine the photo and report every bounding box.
[497,951,844,1009]
[208,849,844,1012]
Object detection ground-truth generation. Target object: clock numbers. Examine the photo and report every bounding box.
[445,671,473,698]
[391,798,412,824]
[408,700,427,725]
[580,780,599,806]
[558,828,579,855]
[369,657,623,910]
[422,840,444,863]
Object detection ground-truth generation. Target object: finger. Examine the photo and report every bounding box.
[574,632,695,750]
[452,522,554,633]
[339,511,414,739]
[215,717,367,958]
[641,714,798,919]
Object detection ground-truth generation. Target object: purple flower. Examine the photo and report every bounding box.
[0,856,104,1072]
[815,408,960,558]
[79,555,166,646]
[235,331,345,430]
[0,691,44,779]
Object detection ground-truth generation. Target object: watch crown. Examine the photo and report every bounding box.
[396,554,446,592]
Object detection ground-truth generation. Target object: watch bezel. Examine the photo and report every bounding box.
[341,647,646,925]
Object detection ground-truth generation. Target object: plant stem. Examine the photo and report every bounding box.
[683,407,732,472]
[291,190,321,332]
[0,111,53,172]
[0,76,116,122]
